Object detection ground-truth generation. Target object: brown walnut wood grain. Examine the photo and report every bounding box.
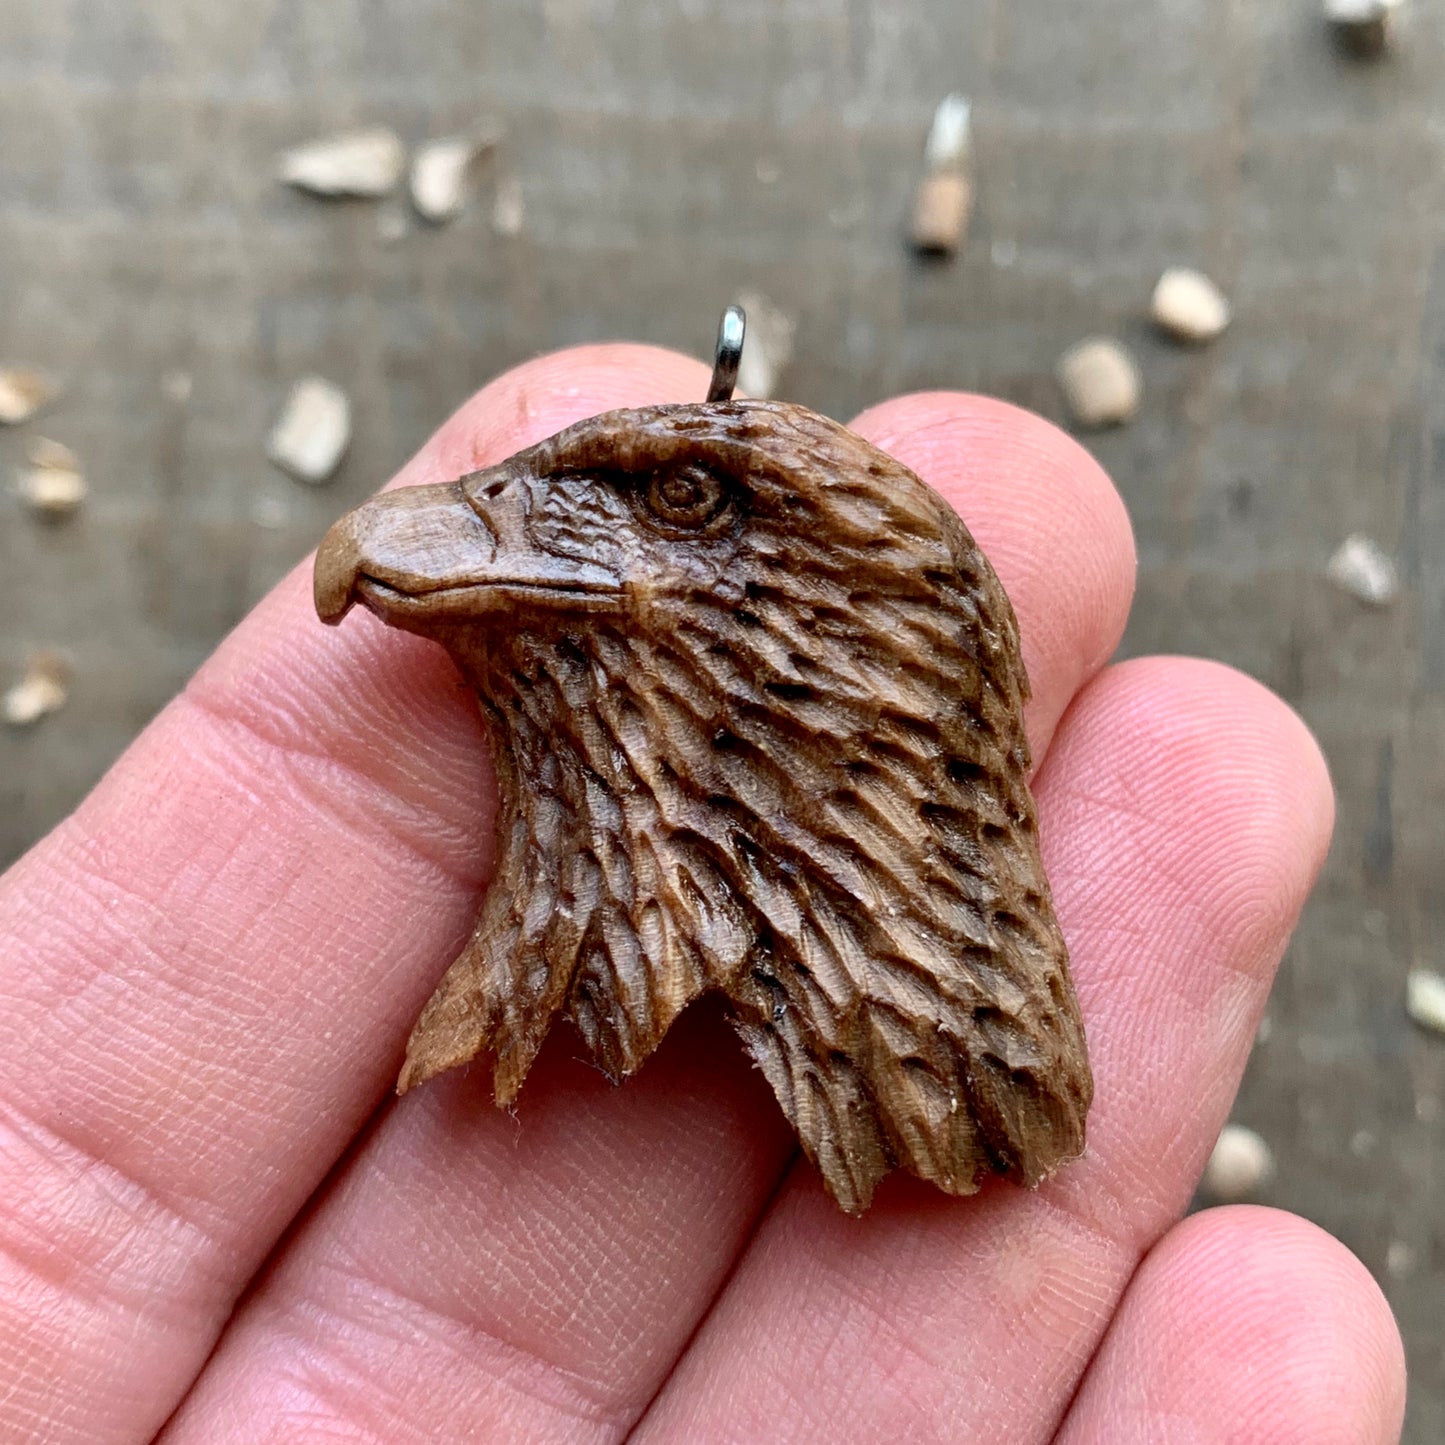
[314,399,1092,1213]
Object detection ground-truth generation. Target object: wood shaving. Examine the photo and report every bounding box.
[411,131,500,224]
[3,650,71,727]
[1325,0,1401,56]
[912,95,974,256]
[17,467,86,518]
[0,369,58,426]
[1152,268,1232,343]
[1406,969,1445,1035]
[735,291,796,401]
[491,175,525,237]
[1057,338,1142,428]
[1328,534,1399,606]
[279,127,406,199]
[1203,1124,1274,1200]
[16,437,86,519]
[267,377,352,485]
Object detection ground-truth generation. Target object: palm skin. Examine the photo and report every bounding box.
[0,345,1404,1443]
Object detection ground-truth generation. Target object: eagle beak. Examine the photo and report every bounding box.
[314,472,621,631]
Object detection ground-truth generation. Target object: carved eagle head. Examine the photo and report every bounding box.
[316,399,1090,1213]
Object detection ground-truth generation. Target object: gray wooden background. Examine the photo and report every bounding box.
[1,0,1440,1434]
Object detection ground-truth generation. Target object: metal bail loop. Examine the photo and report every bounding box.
[707,304,747,403]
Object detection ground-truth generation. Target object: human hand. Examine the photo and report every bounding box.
[0,346,1405,1443]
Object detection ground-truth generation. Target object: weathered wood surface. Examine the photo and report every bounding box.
[0,1,1439,1432]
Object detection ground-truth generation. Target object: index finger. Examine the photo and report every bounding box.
[0,344,708,1444]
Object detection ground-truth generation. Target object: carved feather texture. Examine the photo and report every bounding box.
[316,399,1092,1212]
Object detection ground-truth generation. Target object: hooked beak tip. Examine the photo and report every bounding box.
[316,594,355,626]
[314,518,361,625]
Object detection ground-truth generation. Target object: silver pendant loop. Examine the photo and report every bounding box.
[707,304,747,403]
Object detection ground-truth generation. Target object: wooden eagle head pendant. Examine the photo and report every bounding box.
[314,397,1091,1213]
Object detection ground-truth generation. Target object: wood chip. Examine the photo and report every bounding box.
[735,291,796,401]
[1328,534,1399,606]
[0,369,58,426]
[491,175,525,237]
[279,128,406,199]
[1203,1124,1274,1201]
[3,650,71,728]
[1152,268,1231,343]
[1406,969,1445,1035]
[16,437,86,519]
[268,377,352,485]
[1326,0,1401,56]
[1057,338,1142,428]
[911,95,974,256]
[411,132,499,224]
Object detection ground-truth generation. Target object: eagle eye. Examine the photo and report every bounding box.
[641,464,730,532]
